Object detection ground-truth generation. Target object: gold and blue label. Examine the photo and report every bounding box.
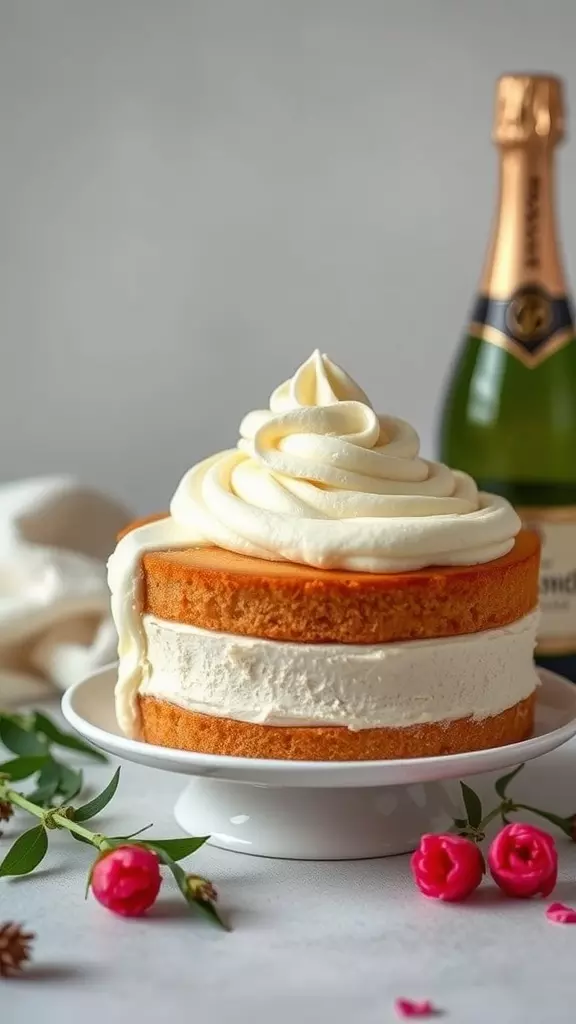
[469,285,574,367]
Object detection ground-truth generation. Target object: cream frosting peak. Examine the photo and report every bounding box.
[109,351,521,736]
[168,350,519,570]
[269,348,372,410]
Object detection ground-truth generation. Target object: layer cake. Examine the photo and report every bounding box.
[108,351,540,760]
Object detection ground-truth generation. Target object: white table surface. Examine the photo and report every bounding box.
[3,700,576,1024]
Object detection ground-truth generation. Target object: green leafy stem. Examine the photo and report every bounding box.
[0,710,226,929]
[453,764,576,843]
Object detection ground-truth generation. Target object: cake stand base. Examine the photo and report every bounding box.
[173,776,458,859]
[62,667,576,861]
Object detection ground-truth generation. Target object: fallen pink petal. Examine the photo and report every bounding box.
[395,998,438,1018]
[546,902,576,924]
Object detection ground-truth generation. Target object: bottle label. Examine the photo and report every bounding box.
[469,287,574,367]
[518,506,576,655]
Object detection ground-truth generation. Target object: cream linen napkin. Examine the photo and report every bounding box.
[0,476,131,705]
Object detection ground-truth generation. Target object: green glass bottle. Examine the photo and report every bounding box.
[440,73,576,681]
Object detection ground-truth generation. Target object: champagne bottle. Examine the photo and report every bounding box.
[440,73,576,681]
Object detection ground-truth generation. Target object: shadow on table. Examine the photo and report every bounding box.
[21,964,93,983]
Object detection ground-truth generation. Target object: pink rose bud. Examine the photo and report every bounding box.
[91,845,162,917]
[410,833,484,902]
[488,823,558,899]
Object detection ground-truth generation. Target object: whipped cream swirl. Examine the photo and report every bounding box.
[169,350,519,571]
[109,351,520,735]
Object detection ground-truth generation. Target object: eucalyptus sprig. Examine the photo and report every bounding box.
[0,708,108,811]
[452,763,576,843]
[0,710,225,929]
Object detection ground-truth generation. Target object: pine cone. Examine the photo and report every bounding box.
[0,922,35,978]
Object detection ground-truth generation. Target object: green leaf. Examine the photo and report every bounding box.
[153,847,229,930]
[27,759,62,804]
[70,831,95,846]
[517,804,574,838]
[74,768,121,822]
[495,763,524,800]
[55,763,84,802]
[192,895,227,929]
[453,818,468,829]
[0,712,28,728]
[106,824,153,842]
[32,712,107,762]
[143,836,209,861]
[0,719,48,757]
[0,755,49,781]
[460,782,483,829]
[536,810,573,836]
[0,824,48,876]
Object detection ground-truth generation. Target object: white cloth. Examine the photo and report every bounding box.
[0,476,131,704]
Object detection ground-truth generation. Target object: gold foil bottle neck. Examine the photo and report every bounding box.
[493,74,565,146]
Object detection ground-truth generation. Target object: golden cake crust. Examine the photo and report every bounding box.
[120,518,540,643]
[138,693,536,761]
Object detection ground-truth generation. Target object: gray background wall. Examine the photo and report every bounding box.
[2,0,576,514]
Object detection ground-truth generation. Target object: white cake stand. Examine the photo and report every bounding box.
[61,667,576,860]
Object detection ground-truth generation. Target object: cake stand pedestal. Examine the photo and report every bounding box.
[172,776,459,859]
[62,668,576,860]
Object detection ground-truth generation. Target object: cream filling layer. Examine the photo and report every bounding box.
[123,610,540,733]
